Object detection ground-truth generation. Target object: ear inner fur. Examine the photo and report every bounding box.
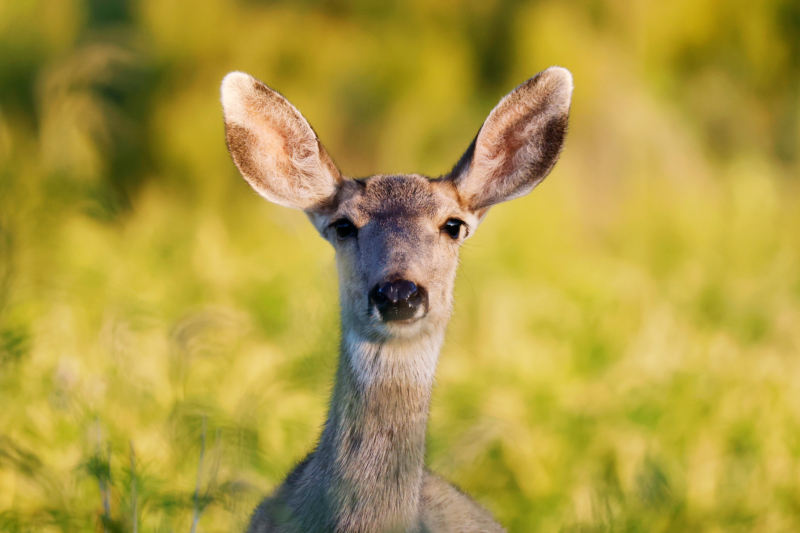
[450,66,573,211]
[221,71,343,211]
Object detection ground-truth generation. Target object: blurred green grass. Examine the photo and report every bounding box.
[1,0,800,531]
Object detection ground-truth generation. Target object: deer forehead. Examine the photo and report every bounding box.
[335,174,467,226]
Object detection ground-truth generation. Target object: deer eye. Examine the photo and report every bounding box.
[333,219,357,240]
[442,219,464,240]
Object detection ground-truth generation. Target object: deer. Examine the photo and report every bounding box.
[220,65,573,533]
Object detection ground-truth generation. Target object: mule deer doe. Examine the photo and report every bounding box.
[221,66,573,533]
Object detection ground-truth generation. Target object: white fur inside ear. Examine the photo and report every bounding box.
[454,66,573,209]
[220,71,342,211]
[221,71,259,128]
[541,66,574,113]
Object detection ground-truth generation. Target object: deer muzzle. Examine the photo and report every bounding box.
[369,279,428,322]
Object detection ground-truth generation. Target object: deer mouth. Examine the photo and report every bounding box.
[368,302,430,327]
[385,316,424,327]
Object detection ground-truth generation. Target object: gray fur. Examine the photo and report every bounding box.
[220,67,573,533]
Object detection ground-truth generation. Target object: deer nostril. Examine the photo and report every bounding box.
[370,280,427,322]
[377,280,417,304]
[395,280,418,302]
[376,281,398,304]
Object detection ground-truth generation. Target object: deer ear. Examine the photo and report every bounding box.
[448,67,573,211]
[221,72,343,211]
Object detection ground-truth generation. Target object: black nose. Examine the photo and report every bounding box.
[369,279,428,322]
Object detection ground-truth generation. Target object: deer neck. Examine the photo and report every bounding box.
[307,327,444,532]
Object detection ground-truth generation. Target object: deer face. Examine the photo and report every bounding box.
[221,68,572,341]
[314,174,480,340]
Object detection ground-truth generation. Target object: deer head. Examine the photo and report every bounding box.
[221,68,572,344]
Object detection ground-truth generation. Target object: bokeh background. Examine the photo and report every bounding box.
[2,0,800,531]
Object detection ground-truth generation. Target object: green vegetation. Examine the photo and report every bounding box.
[1,0,800,531]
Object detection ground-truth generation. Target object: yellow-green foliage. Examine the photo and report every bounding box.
[1,0,799,531]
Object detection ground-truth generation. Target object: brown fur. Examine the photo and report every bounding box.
[220,67,573,533]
